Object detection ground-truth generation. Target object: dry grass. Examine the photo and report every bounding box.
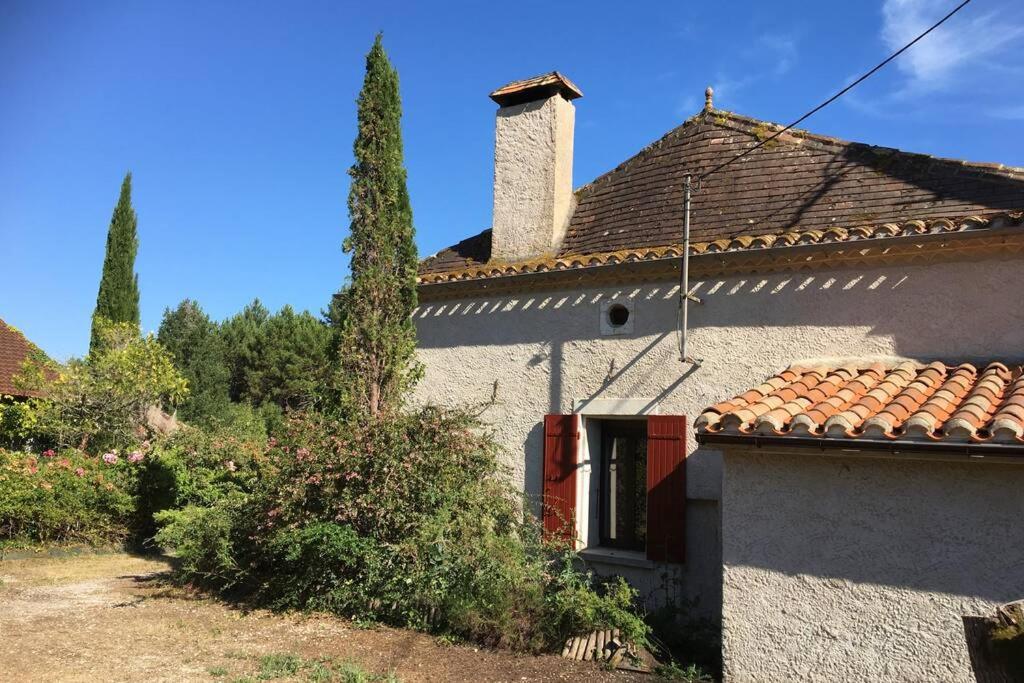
[0,552,647,682]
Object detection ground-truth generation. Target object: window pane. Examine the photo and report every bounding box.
[600,424,647,552]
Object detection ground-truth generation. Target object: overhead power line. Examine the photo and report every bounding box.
[698,0,974,182]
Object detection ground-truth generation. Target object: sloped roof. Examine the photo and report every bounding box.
[695,361,1024,445]
[418,212,1023,284]
[0,319,50,397]
[420,108,1024,280]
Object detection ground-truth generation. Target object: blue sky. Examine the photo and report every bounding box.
[2,0,1022,360]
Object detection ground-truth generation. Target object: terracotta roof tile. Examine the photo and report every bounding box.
[695,361,1024,445]
[0,319,51,398]
[419,211,1024,283]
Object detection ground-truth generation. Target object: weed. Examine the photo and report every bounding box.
[258,652,302,680]
[655,661,714,682]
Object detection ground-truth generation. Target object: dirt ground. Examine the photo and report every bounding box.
[0,552,653,682]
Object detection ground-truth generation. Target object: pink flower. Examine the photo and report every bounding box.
[42,449,56,458]
[75,467,85,477]
[127,451,144,463]
[102,452,118,465]
[225,460,237,472]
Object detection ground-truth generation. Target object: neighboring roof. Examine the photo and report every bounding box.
[695,361,1024,446]
[489,71,583,107]
[420,108,1024,283]
[0,319,50,397]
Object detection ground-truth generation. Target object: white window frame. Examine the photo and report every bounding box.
[571,398,659,552]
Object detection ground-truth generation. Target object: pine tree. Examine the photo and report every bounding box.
[332,34,421,418]
[90,172,140,352]
[157,299,231,424]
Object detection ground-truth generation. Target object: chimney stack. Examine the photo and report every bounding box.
[488,72,582,262]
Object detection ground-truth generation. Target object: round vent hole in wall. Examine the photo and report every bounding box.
[608,304,630,327]
[600,300,635,336]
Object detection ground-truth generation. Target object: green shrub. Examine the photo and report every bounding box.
[156,406,651,653]
[0,447,139,546]
[153,500,242,586]
[137,418,266,542]
[0,397,42,450]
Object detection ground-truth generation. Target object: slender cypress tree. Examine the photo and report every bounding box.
[90,172,140,352]
[332,34,420,417]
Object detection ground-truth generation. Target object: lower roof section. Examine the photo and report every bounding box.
[695,360,1024,448]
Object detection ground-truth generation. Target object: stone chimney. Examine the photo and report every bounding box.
[488,72,582,262]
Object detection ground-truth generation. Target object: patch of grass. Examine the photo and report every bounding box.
[258,652,302,679]
[305,660,334,682]
[245,654,398,683]
[207,665,229,678]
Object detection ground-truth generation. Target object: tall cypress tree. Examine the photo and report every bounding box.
[90,172,140,352]
[332,34,420,417]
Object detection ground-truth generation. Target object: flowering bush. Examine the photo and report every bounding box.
[154,407,650,652]
[0,447,141,546]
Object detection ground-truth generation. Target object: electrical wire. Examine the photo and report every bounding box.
[697,0,973,183]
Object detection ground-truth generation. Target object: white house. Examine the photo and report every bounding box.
[413,72,1024,681]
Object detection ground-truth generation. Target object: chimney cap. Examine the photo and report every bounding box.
[489,71,583,107]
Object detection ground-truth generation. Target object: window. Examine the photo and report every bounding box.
[598,420,647,552]
[542,413,686,563]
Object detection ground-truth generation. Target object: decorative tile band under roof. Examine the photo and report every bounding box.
[418,211,1023,285]
[696,361,1024,445]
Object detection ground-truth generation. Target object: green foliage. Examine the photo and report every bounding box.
[154,500,243,587]
[243,305,331,411]
[331,35,421,418]
[156,299,330,429]
[0,397,42,450]
[157,299,232,425]
[29,321,188,452]
[0,447,140,546]
[91,173,140,353]
[257,653,302,679]
[218,300,331,413]
[138,417,266,540]
[155,406,651,653]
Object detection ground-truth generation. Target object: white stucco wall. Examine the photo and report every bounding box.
[721,449,1024,682]
[412,256,1024,618]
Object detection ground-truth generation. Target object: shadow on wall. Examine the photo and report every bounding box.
[724,453,1024,603]
[416,259,1024,365]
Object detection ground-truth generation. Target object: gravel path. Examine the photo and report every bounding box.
[0,552,648,682]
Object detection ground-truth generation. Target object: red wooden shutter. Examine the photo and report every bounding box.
[542,414,579,542]
[646,415,687,563]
